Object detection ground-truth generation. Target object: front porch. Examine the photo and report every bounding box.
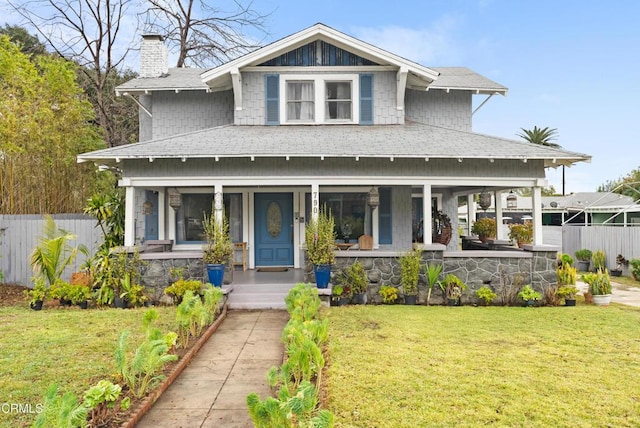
[138,244,558,308]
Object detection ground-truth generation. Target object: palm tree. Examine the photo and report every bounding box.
[517,126,560,148]
[517,126,564,194]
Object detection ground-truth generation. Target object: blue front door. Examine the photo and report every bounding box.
[254,193,294,266]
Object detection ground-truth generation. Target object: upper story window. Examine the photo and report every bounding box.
[326,81,352,120]
[286,81,315,122]
[279,74,359,124]
[266,73,372,126]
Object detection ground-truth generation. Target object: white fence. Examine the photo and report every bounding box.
[562,225,640,267]
[0,214,102,286]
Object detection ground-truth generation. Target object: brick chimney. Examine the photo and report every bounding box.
[140,34,168,78]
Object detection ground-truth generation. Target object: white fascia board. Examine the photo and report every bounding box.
[427,86,508,96]
[123,175,541,188]
[200,23,439,85]
[116,87,209,96]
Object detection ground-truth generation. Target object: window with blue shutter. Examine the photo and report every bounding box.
[359,74,373,125]
[265,74,279,125]
[379,187,392,244]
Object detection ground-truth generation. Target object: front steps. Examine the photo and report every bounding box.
[227,282,297,309]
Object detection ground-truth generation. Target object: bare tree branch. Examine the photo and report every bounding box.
[7,0,136,147]
[139,0,271,68]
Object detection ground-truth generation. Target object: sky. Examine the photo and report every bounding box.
[2,0,639,195]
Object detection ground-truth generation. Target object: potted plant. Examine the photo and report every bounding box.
[508,221,533,247]
[164,278,203,305]
[438,273,466,306]
[25,277,48,310]
[118,273,147,308]
[517,284,542,306]
[475,285,497,306]
[611,254,627,277]
[423,263,443,306]
[471,217,496,242]
[399,249,421,305]
[581,269,612,306]
[68,283,93,309]
[202,206,233,287]
[341,261,368,304]
[574,249,592,272]
[556,285,579,306]
[630,258,640,281]
[378,284,399,304]
[591,250,606,272]
[331,285,351,306]
[304,207,336,289]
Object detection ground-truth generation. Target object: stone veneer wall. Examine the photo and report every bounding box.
[138,254,233,303]
[318,247,558,305]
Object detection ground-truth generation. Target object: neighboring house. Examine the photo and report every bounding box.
[460,192,640,227]
[78,23,590,275]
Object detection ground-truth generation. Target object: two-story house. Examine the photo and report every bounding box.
[79,23,589,292]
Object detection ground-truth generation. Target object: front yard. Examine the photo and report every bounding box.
[0,301,177,427]
[324,305,640,427]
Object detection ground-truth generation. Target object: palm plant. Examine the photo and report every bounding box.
[30,215,86,287]
[517,126,560,147]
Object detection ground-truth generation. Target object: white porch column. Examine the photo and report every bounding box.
[372,206,379,248]
[311,183,320,222]
[214,184,223,223]
[124,186,135,247]
[158,190,166,240]
[466,194,475,235]
[495,191,505,240]
[532,186,543,245]
[423,184,432,244]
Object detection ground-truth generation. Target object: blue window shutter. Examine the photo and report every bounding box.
[265,74,279,125]
[379,187,392,244]
[360,74,373,125]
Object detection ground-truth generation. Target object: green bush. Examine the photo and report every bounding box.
[164,279,203,304]
[592,250,606,271]
[575,249,592,262]
[399,249,421,296]
[340,261,368,294]
[379,285,399,304]
[475,286,497,305]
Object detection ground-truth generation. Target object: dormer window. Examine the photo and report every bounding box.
[265,73,372,126]
[279,74,359,125]
[286,81,315,122]
[326,81,352,120]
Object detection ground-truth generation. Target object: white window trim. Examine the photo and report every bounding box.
[279,74,360,125]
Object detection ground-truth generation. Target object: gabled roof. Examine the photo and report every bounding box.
[542,193,636,210]
[200,23,439,89]
[430,67,507,95]
[78,121,589,168]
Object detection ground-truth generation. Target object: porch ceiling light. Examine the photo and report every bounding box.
[368,186,380,208]
[478,190,491,211]
[506,190,517,209]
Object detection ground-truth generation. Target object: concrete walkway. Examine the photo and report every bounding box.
[136,310,289,428]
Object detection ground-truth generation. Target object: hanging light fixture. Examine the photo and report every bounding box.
[168,188,181,211]
[478,189,492,211]
[142,199,154,215]
[506,190,517,209]
[367,186,380,208]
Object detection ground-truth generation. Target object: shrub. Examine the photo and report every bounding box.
[164,279,203,304]
[592,250,606,271]
[340,261,367,294]
[557,262,577,286]
[630,259,640,281]
[475,286,497,305]
[575,249,592,262]
[379,285,399,304]
[399,249,421,296]
[304,207,337,265]
[517,284,542,302]
[508,221,533,245]
[582,269,612,295]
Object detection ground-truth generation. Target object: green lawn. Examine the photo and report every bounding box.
[324,304,640,427]
[0,305,177,428]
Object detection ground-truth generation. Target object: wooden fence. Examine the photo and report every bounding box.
[0,214,102,286]
[562,225,640,268]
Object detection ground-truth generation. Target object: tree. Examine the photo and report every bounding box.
[518,125,564,194]
[7,0,138,147]
[139,0,270,67]
[0,35,108,214]
[0,24,47,55]
[598,168,640,200]
[517,126,560,148]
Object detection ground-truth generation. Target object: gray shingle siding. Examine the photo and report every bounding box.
[140,91,234,141]
[405,89,472,131]
[122,157,545,179]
